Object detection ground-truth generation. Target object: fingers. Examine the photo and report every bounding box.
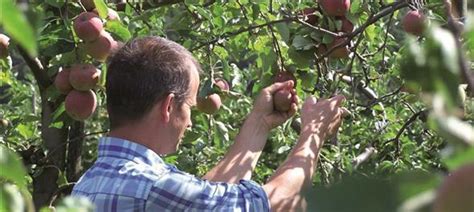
[265,80,294,94]
[330,95,346,107]
[339,107,351,118]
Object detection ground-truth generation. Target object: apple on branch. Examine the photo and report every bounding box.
[0,34,10,59]
[319,0,351,17]
[73,12,103,42]
[272,71,297,112]
[55,67,73,94]
[69,64,101,91]
[84,31,118,61]
[65,89,97,121]
[402,10,426,36]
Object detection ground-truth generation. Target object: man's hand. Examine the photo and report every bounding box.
[263,95,348,211]
[300,95,347,140]
[250,80,299,131]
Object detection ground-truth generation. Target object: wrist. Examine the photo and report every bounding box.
[300,123,328,140]
[247,111,272,133]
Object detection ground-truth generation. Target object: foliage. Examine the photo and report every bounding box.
[0,0,473,211]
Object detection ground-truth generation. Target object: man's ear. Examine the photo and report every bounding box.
[160,93,175,123]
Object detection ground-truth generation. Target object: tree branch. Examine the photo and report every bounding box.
[443,0,474,93]
[317,1,409,61]
[191,17,297,51]
[17,47,52,90]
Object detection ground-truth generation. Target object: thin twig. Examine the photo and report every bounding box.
[191,17,297,51]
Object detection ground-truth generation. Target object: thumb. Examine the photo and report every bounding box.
[265,80,294,94]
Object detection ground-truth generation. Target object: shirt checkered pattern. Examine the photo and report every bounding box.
[72,137,270,211]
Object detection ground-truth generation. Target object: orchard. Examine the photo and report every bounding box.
[0,0,473,211]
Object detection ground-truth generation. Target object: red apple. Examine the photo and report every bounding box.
[273,89,293,112]
[215,78,230,91]
[302,8,318,25]
[73,12,103,42]
[273,71,297,86]
[339,16,354,33]
[116,2,126,12]
[1,119,8,128]
[65,90,97,121]
[69,64,100,91]
[54,67,73,94]
[316,44,327,57]
[402,10,426,36]
[319,0,350,17]
[0,34,10,59]
[84,31,118,61]
[329,38,350,59]
[80,0,95,11]
[197,94,222,114]
[434,164,474,212]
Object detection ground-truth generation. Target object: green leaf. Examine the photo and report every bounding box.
[308,175,399,211]
[0,0,37,56]
[292,35,314,50]
[0,146,27,190]
[0,184,25,212]
[275,23,290,43]
[429,113,474,146]
[443,148,474,171]
[16,123,34,139]
[44,0,66,8]
[105,20,131,41]
[93,0,108,19]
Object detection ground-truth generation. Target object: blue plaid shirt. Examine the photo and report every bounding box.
[72,137,270,211]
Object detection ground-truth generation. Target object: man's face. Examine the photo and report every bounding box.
[169,62,200,148]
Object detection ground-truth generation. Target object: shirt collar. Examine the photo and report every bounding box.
[97,136,166,167]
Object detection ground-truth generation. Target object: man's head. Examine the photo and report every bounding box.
[106,36,200,153]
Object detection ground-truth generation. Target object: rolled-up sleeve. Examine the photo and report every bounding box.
[145,168,270,211]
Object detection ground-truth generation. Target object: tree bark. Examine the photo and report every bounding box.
[32,93,68,209]
[66,121,84,183]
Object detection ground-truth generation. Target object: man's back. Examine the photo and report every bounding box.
[72,137,270,211]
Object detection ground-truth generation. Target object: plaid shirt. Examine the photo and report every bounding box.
[72,137,270,211]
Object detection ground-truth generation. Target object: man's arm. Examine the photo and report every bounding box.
[203,81,298,183]
[263,95,347,211]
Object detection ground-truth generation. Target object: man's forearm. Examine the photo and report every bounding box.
[203,112,270,183]
[263,127,326,210]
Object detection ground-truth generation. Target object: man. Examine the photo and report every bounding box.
[72,36,347,211]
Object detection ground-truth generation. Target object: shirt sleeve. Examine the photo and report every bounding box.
[145,166,270,211]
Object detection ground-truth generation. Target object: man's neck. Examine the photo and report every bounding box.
[108,122,174,155]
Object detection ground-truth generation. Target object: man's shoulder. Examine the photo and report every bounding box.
[72,157,170,200]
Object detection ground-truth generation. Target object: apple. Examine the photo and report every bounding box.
[0,34,10,59]
[65,90,97,121]
[302,8,318,25]
[402,10,425,36]
[0,119,8,128]
[93,8,120,21]
[80,0,95,11]
[116,2,126,12]
[328,37,350,59]
[54,67,73,94]
[215,78,230,91]
[316,44,327,57]
[69,64,100,91]
[273,71,297,86]
[73,12,103,42]
[339,16,354,33]
[197,94,222,114]
[84,31,118,61]
[319,0,350,17]
[273,89,293,112]
[433,164,474,212]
